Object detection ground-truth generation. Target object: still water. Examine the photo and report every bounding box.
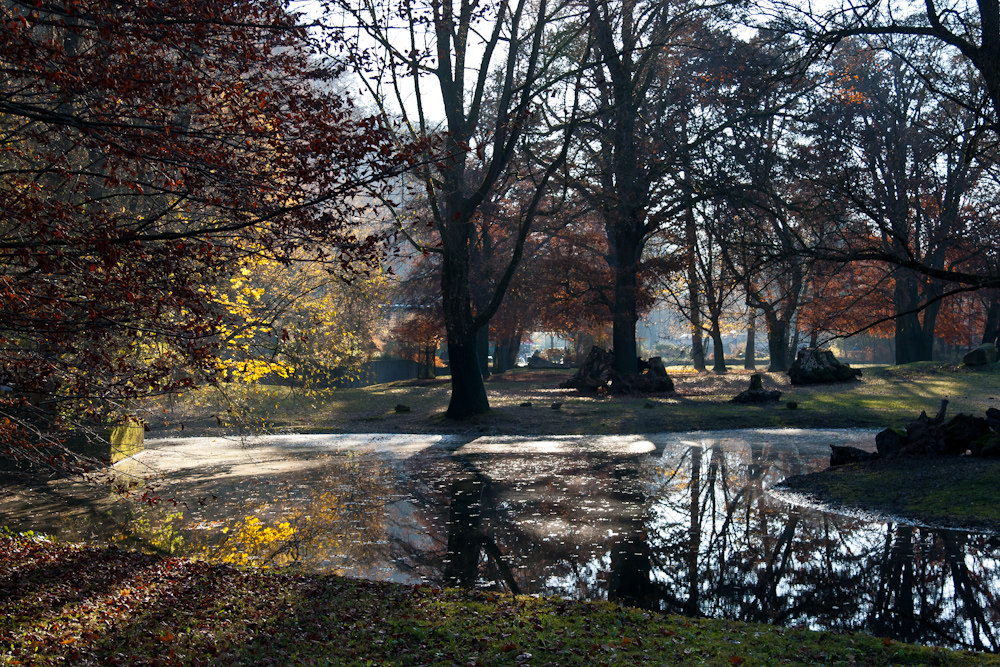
[2,429,998,652]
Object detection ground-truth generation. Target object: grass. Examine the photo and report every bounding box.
[144,363,1000,437]
[778,456,1000,531]
[2,532,997,666]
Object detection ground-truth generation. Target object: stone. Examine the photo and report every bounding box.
[786,401,798,409]
[978,432,1000,457]
[941,414,992,456]
[519,402,532,407]
[527,351,563,369]
[394,404,411,413]
[875,427,907,458]
[550,402,562,410]
[962,343,998,366]
[830,445,878,466]
[787,347,862,386]
[985,407,1000,431]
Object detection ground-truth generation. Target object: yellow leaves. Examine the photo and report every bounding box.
[219,517,296,567]
[214,358,293,384]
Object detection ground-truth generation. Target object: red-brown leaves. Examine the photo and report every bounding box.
[0,0,399,460]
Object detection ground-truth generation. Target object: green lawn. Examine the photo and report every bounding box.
[2,532,996,666]
[145,362,1000,437]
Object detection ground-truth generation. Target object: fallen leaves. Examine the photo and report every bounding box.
[2,532,997,666]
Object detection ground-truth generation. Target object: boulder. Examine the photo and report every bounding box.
[962,343,998,366]
[875,427,907,458]
[787,347,862,386]
[987,407,1000,431]
[830,445,878,466]
[527,351,564,369]
[732,373,782,404]
[941,414,991,455]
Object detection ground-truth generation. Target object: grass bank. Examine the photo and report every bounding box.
[145,362,1000,437]
[777,456,1000,532]
[2,532,996,666]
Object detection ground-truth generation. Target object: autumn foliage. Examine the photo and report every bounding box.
[0,0,393,456]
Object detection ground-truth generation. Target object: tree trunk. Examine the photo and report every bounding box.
[610,233,641,376]
[686,213,706,372]
[441,231,490,418]
[476,327,491,379]
[744,308,756,370]
[492,332,522,374]
[920,296,943,361]
[893,270,930,364]
[710,324,726,373]
[446,335,489,419]
[764,311,790,372]
[788,325,800,364]
[983,299,1000,346]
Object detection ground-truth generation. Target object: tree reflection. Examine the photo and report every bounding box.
[416,440,1000,651]
[12,436,998,652]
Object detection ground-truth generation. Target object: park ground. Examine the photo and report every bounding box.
[3,361,1000,665]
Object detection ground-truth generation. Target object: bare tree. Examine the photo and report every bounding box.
[332,0,582,417]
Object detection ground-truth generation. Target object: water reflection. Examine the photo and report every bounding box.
[1,430,998,651]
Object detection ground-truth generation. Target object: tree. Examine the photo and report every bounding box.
[0,0,394,458]
[657,199,744,373]
[815,0,1000,127]
[569,0,723,376]
[694,34,819,371]
[802,41,992,362]
[335,0,580,418]
[760,0,1000,302]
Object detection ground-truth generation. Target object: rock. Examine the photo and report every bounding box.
[873,401,1000,459]
[519,402,532,407]
[830,445,878,466]
[787,347,862,386]
[394,404,411,413]
[732,373,782,404]
[962,343,998,366]
[550,402,562,410]
[875,427,907,458]
[786,401,798,409]
[527,351,563,369]
[978,432,1000,457]
[941,414,992,456]
[985,407,1000,431]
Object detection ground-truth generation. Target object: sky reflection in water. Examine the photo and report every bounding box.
[3,429,998,652]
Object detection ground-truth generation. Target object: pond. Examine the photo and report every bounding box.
[2,429,998,652]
